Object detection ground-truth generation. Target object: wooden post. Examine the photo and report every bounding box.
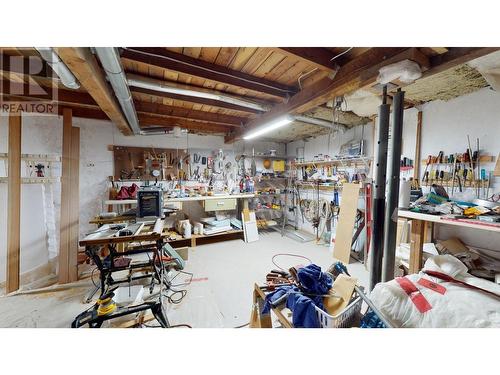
[6,111,22,293]
[68,126,80,282]
[413,111,422,182]
[59,108,72,283]
[409,219,425,273]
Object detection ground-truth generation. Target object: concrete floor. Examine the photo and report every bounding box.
[0,231,368,328]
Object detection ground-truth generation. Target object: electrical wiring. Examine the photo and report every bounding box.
[168,269,194,288]
[272,253,313,271]
[91,267,100,289]
[330,47,354,61]
[234,322,250,328]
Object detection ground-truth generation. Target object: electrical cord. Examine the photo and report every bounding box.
[234,322,249,328]
[271,253,313,271]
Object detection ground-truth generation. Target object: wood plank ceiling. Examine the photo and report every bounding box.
[1,47,498,142]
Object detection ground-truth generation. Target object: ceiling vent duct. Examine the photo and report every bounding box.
[35,47,80,89]
[127,74,270,112]
[95,47,141,135]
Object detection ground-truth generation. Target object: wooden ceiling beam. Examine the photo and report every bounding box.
[1,80,246,130]
[55,47,133,135]
[276,47,340,72]
[226,47,498,143]
[225,47,410,142]
[0,52,53,79]
[424,47,500,77]
[137,113,231,134]
[131,86,263,114]
[121,47,297,99]
[134,101,244,127]
[0,79,97,106]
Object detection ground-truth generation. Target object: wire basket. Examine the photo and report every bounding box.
[314,292,363,328]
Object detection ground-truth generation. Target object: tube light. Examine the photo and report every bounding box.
[243,115,294,140]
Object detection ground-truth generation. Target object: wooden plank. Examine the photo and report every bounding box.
[228,47,258,70]
[332,183,361,264]
[6,111,21,293]
[425,47,499,78]
[494,153,500,177]
[68,126,80,282]
[122,48,296,99]
[225,47,408,142]
[59,108,72,284]
[55,48,133,135]
[132,93,246,126]
[226,47,494,143]
[409,219,425,273]
[138,114,231,134]
[277,47,339,71]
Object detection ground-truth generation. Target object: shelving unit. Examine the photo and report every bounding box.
[293,156,372,169]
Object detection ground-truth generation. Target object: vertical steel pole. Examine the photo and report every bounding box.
[369,86,390,291]
[382,88,405,282]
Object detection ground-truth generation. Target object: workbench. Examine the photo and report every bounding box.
[398,209,500,273]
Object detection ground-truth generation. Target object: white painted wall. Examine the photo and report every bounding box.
[1,87,499,284]
[284,87,500,250]
[0,113,285,284]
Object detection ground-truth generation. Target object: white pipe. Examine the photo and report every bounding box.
[35,47,80,89]
[95,47,141,135]
[127,75,270,112]
[294,115,348,132]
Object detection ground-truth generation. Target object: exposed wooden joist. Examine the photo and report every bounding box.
[424,47,500,77]
[131,86,264,114]
[122,48,297,99]
[0,53,52,80]
[138,113,231,134]
[55,47,133,135]
[134,101,244,127]
[0,79,97,106]
[6,111,21,293]
[277,47,339,71]
[69,126,80,282]
[59,108,72,284]
[226,47,495,143]
[1,80,247,127]
[225,47,410,142]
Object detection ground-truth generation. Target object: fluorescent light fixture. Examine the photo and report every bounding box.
[243,115,294,140]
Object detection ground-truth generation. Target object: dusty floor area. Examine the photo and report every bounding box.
[0,231,368,328]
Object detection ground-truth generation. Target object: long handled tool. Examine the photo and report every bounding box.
[451,154,457,196]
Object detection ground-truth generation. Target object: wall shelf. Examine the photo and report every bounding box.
[0,177,60,184]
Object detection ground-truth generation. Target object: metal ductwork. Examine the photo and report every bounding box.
[127,74,270,112]
[95,47,141,135]
[294,115,348,133]
[35,47,80,89]
[140,126,188,136]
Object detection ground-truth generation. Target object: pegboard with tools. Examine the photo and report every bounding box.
[420,149,496,198]
[112,145,188,181]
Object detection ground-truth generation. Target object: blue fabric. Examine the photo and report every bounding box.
[360,309,386,328]
[262,264,333,328]
[297,264,332,296]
